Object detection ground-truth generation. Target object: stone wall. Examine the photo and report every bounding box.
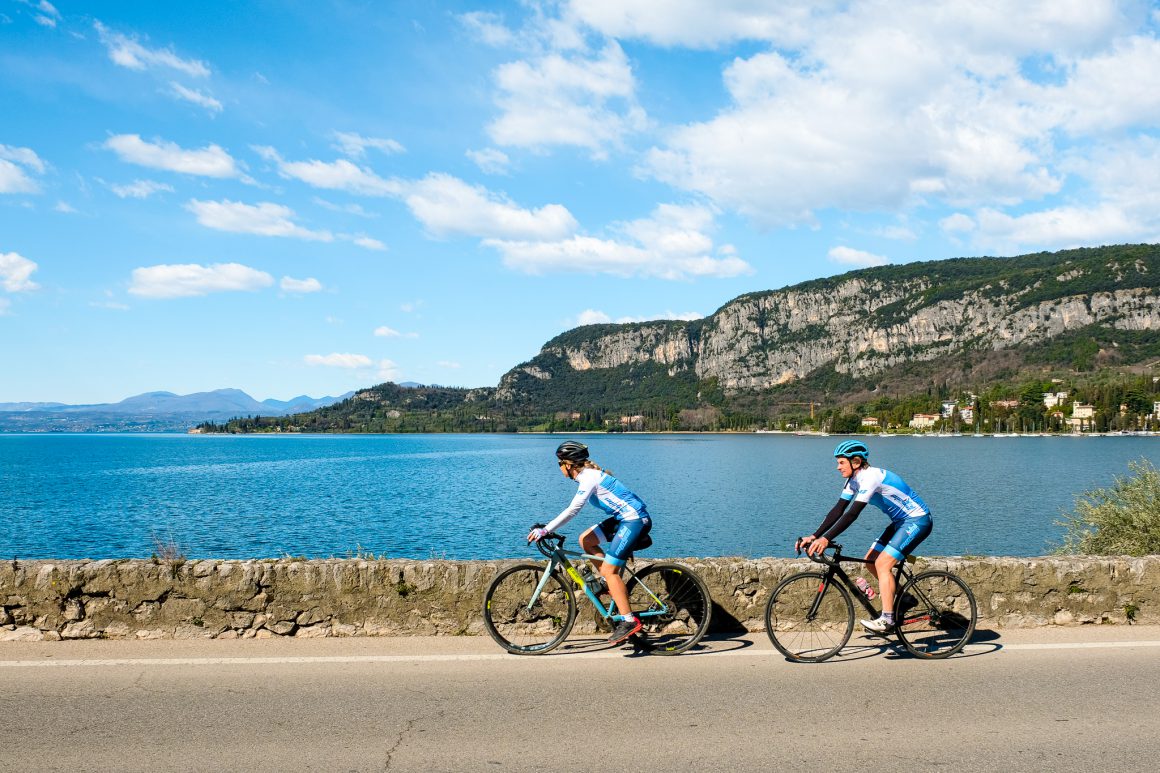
[1,555,1157,641]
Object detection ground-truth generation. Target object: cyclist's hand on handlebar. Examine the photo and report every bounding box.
[527,527,548,543]
[805,536,829,557]
[796,535,813,554]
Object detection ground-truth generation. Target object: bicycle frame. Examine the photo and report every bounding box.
[530,535,668,623]
[804,543,916,620]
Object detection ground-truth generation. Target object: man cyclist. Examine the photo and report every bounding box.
[799,440,933,633]
[527,441,652,645]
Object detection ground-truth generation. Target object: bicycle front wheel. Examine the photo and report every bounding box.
[626,563,712,655]
[483,563,577,654]
[764,572,854,663]
[895,570,977,659]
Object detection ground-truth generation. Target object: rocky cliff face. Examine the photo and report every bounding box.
[497,244,1160,398]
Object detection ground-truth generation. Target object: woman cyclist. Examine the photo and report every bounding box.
[799,440,933,633]
[527,441,652,645]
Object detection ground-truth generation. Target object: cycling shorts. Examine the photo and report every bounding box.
[871,513,932,562]
[596,514,652,567]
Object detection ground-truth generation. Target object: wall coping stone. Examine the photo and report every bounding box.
[1,555,1156,641]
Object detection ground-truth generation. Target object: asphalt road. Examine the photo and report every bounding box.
[2,626,1159,772]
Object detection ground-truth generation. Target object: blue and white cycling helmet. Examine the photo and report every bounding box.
[833,440,869,460]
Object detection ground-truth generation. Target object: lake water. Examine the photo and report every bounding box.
[1,433,1157,561]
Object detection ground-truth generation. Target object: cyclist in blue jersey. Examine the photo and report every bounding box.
[799,440,933,633]
[528,440,652,645]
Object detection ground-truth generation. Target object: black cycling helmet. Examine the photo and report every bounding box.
[555,440,589,463]
[833,439,869,460]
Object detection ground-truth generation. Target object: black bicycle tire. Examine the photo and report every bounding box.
[895,570,977,659]
[482,563,577,654]
[764,571,854,663]
[626,562,712,655]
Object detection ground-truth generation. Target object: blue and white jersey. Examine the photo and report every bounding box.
[841,466,929,524]
[545,467,648,533]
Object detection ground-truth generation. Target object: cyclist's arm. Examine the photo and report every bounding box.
[818,499,869,541]
[811,498,850,539]
[543,473,597,533]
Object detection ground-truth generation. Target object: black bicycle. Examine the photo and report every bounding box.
[764,541,977,662]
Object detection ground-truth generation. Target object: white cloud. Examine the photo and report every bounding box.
[95,21,210,77]
[437,360,462,369]
[128,262,274,299]
[1,252,39,292]
[629,1,1149,227]
[332,131,404,158]
[304,353,374,369]
[272,154,398,196]
[400,300,423,313]
[105,134,239,178]
[53,201,75,213]
[459,11,516,47]
[0,145,45,194]
[170,82,223,113]
[280,276,322,293]
[33,0,60,27]
[377,359,402,382]
[488,42,646,158]
[402,173,577,240]
[828,246,889,267]
[374,326,418,338]
[574,308,703,326]
[0,161,38,194]
[563,0,826,48]
[186,199,334,241]
[262,154,569,243]
[346,235,387,251]
[944,136,1160,252]
[576,309,612,326]
[488,203,751,279]
[313,198,378,217]
[466,147,511,174]
[108,179,174,199]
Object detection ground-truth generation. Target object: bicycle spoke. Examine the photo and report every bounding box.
[765,572,853,662]
[627,563,712,655]
[483,564,576,654]
[895,571,977,659]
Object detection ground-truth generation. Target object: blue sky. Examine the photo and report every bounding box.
[2,1,1159,404]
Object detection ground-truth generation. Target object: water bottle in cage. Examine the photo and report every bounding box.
[854,576,877,600]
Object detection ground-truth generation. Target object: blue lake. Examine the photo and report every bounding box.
[1,433,1157,560]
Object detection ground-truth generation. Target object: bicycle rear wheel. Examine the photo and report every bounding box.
[626,563,712,655]
[483,563,577,654]
[764,572,854,663]
[895,570,977,659]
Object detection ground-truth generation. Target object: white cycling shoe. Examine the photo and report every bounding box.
[860,616,892,634]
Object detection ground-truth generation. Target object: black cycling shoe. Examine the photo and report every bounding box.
[607,617,643,645]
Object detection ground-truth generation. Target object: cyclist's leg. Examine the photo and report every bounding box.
[600,517,650,619]
[874,514,932,614]
[579,516,620,568]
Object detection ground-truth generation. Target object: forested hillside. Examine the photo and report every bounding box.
[200,243,1160,434]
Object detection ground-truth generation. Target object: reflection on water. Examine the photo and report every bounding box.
[1,433,1156,560]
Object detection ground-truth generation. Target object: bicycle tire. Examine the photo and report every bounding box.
[895,570,977,659]
[626,563,712,655]
[482,563,577,654]
[764,571,854,663]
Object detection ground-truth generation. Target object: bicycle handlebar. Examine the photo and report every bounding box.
[529,523,566,557]
[795,538,844,566]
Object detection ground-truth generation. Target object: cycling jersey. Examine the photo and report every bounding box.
[840,466,929,523]
[814,466,931,546]
[545,467,648,534]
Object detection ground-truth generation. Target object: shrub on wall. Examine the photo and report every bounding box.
[1056,459,1160,556]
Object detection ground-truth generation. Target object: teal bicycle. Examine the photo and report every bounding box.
[482,528,712,655]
